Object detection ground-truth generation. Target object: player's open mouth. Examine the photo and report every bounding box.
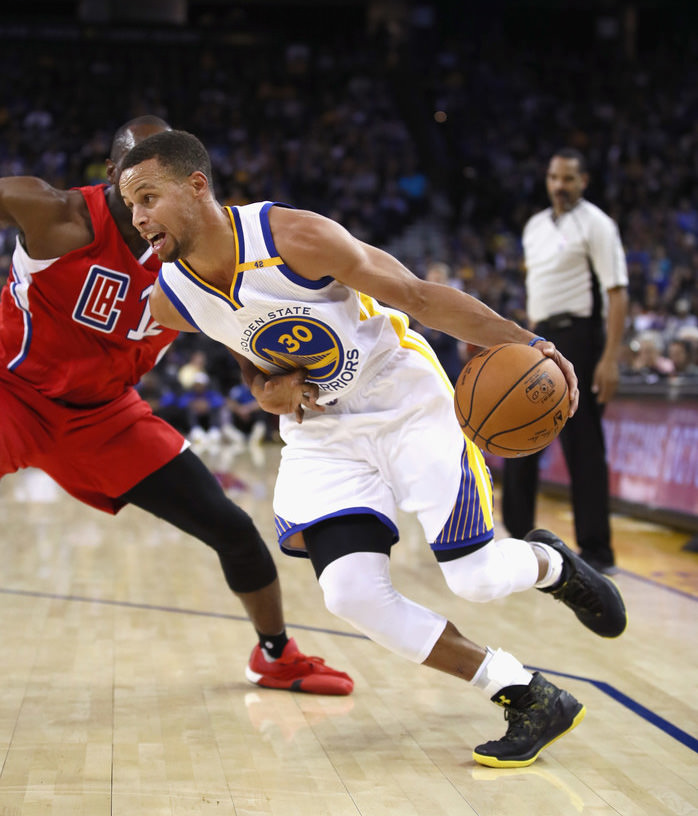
[147,232,166,251]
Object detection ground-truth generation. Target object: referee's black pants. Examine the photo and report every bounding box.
[501,317,614,566]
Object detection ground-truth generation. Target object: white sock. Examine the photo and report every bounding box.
[530,541,564,588]
[470,647,533,699]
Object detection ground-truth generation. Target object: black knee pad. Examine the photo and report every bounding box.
[121,449,277,593]
[206,501,278,593]
[303,513,395,578]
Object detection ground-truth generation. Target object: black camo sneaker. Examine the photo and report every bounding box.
[472,672,586,768]
[526,528,627,638]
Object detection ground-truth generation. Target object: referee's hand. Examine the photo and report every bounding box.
[592,357,620,404]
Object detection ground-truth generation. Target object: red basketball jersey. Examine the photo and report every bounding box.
[0,184,179,405]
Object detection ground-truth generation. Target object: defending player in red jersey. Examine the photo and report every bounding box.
[0,115,352,695]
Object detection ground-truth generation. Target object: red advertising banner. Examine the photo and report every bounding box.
[486,398,698,519]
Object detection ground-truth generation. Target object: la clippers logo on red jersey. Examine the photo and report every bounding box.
[73,265,129,332]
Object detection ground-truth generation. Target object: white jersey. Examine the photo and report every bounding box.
[522,198,628,325]
[159,201,494,555]
[158,201,442,406]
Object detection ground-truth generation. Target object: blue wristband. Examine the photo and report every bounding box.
[528,336,546,346]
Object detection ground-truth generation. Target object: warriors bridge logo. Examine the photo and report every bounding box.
[249,317,345,382]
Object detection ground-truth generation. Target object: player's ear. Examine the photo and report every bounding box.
[105,158,117,185]
[189,170,210,197]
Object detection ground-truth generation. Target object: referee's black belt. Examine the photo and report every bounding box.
[534,313,594,332]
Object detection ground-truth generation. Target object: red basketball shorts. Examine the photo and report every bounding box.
[0,368,187,514]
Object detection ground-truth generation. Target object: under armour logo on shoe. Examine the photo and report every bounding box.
[496,694,512,706]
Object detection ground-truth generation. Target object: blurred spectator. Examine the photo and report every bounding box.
[625,330,674,381]
[178,372,228,451]
[667,338,698,379]
[136,371,189,435]
[227,381,271,445]
[676,327,698,375]
[177,350,209,390]
[629,282,668,334]
[664,296,698,340]
[397,156,429,218]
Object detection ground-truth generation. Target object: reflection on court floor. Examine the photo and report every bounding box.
[0,446,696,816]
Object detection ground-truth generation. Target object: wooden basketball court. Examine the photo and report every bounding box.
[0,441,696,815]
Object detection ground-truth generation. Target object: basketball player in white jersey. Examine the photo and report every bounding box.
[118,130,628,768]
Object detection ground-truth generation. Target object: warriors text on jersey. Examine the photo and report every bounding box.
[0,184,178,405]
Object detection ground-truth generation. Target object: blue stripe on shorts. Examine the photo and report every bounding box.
[431,442,494,551]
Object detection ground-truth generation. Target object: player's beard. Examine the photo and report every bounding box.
[157,237,182,263]
[163,210,201,263]
[157,224,196,263]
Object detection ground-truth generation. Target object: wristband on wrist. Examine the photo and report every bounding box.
[528,336,546,346]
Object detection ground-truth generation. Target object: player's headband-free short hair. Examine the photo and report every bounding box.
[120,129,214,187]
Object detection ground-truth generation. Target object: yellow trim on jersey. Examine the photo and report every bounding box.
[223,206,245,307]
[219,206,283,299]
[175,210,244,308]
[356,291,453,392]
[237,257,283,271]
[175,258,239,304]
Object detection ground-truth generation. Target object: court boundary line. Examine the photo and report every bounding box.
[615,568,698,600]
[0,585,367,637]
[528,665,698,754]
[1,585,696,754]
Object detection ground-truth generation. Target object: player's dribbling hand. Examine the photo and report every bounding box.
[536,341,579,417]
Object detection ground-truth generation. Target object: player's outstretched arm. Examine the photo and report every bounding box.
[270,207,536,348]
[269,206,579,415]
[0,176,90,258]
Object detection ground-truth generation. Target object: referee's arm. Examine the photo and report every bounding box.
[593,285,628,404]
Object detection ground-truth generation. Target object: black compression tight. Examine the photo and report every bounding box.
[119,448,277,593]
[303,513,394,579]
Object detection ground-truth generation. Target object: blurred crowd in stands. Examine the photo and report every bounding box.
[1,2,696,448]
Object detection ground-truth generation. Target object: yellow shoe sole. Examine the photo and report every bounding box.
[472,705,587,768]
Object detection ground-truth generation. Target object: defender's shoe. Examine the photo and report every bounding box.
[473,672,586,768]
[527,528,627,638]
[246,638,354,695]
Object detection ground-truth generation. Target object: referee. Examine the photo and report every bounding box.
[502,148,628,574]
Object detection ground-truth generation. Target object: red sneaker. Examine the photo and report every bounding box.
[245,638,354,695]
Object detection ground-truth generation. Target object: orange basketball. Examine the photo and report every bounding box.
[454,343,570,458]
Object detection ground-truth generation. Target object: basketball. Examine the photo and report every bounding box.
[454,343,570,458]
